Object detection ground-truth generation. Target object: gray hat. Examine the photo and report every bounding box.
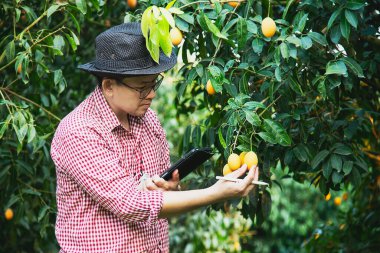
[78,22,177,76]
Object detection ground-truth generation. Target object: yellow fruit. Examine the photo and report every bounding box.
[206,80,216,95]
[127,0,137,9]
[228,1,240,8]
[342,192,348,201]
[228,153,241,171]
[334,196,342,206]
[5,208,14,220]
[17,64,22,74]
[261,17,276,38]
[325,192,331,201]
[239,152,247,164]
[170,27,183,46]
[243,151,258,170]
[223,164,233,176]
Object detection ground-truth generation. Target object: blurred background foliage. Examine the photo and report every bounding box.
[0,0,379,252]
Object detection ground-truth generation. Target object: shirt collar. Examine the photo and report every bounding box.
[93,86,122,132]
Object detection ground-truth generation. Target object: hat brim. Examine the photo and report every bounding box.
[78,51,177,77]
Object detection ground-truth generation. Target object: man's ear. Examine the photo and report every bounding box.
[102,78,115,97]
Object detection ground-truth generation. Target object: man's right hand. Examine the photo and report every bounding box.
[211,164,259,200]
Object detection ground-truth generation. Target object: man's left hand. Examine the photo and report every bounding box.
[144,169,180,191]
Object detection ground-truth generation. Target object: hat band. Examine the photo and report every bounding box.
[94,57,156,71]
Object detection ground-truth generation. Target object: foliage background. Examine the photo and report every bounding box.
[0,0,379,252]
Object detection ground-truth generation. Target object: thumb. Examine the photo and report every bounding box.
[229,164,248,178]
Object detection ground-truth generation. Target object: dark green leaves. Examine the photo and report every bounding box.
[345,9,358,28]
[201,13,227,40]
[325,61,348,76]
[311,150,329,169]
[259,119,291,146]
[308,32,328,46]
[237,18,247,49]
[341,57,364,77]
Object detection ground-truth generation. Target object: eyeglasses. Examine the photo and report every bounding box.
[117,74,164,99]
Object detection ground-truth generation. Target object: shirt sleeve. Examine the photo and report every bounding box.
[52,127,163,225]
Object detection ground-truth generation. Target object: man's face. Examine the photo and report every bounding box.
[102,74,160,118]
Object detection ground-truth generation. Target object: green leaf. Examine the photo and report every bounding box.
[5,41,15,63]
[333,144,352,155]
[344,9,358,28]
[202,13,227,40]
[244,101,266,110]
[218,127,226,149]
[54,69,63,85]
[280,42,289,59]
[160,7,175,28]
[326,61,348,76]
[75,0,87,14]
[293,145,308,162]
[275,67,281,82]
[244,110,261,126]
[258,132,277,145]
[323,161,332,179]
[332,171,343,185]
[252,38,264,54]
[178,13,194,25]
[141,7,153,39]
[350,167,361,186]
[330,154,342,171]
[38,206,50,222]
[53,35,65,51]
[166,0,177,10]
[330,25,341,44]
[237,18,248,49]
[297,13,308,33]
[341,57,364,77]
[47,4,60,18]
[327,9,342,30]
[343,161,353,175]
[27,125,36,143]
[311,150,329,169]
[340,16,350,40]
[301,36,312,50]
[282,0,296,19]
[286,36,301,47]
[308,32,328,46]
[288,75,303,95]
[346,1,365,10]
[247,20,258,34]
[262,119,292,146]
[14,123,28,144]
[158,19,172,57]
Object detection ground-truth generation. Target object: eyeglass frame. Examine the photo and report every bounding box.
[116,74,164,99]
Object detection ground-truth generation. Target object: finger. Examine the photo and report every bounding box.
[152,176,167,188]
[170,169,180,182]
[145,178,159,190]
[242,165,257,185]
[229,164,248,178]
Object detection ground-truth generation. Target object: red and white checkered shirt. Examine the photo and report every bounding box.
[51,86,171,253]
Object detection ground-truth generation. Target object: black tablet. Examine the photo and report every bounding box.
[160,147,214,181]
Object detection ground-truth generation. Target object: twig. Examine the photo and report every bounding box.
[0,87,61,121]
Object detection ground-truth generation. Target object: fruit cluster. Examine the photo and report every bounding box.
[223,151,258,176]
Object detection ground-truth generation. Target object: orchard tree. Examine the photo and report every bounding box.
[1,0,379,252]
[141,0,380,247]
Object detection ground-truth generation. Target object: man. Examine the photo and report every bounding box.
[51,22,259,253]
